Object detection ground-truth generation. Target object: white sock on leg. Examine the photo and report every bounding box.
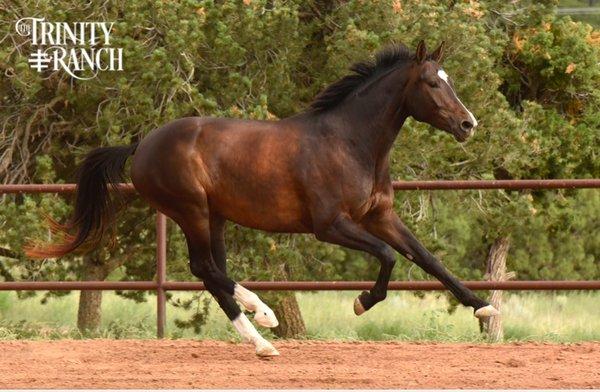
[232,313,279,357]
[233,284,278,328]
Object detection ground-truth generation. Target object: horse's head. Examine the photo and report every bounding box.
[404,40,478,142]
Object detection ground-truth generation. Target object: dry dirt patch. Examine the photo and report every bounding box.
[0,339,598,389]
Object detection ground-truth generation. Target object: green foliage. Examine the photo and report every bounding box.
[170,292,212,334]
[0,0,598,334]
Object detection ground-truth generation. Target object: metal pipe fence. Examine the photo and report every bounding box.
[1,179,599,337]
[2,179,599,194]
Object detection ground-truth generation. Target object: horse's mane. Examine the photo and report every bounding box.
[309,43,415,112]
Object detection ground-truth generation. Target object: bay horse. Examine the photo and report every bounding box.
[27,41,498,356]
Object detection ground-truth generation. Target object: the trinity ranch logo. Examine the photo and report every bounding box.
[15,17,123,80]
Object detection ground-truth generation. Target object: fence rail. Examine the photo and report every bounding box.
[1,179,599,338]
[391,179,600,190]
[2,179,599,194]
[557,7,600,15]
[2,280,600,291]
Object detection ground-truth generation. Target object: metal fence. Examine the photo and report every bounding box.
[1,179,599,337]
[557,7,600,15]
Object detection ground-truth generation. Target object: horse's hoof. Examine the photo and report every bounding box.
[254,304,279,328]
[354,296,366,316]
[255,341,280,357]
[474,305,500,318]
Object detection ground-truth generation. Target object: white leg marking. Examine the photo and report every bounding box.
[233,284,260,311]
[232,312,261,343]
[232,313,279,357]
[233,284,279,328]
[437,69,478,130]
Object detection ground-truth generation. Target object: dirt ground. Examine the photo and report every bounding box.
[0,339,598,389]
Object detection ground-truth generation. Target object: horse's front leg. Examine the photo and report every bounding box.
[314,214,397,315]
[363,210,499,319]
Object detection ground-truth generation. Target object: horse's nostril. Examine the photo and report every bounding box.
[461,120,473,131]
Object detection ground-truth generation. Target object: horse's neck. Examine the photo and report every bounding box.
[325,87,408,162]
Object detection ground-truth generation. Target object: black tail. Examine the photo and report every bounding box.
[25,143,138,258]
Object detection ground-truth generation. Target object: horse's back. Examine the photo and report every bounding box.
[131,116,312,232]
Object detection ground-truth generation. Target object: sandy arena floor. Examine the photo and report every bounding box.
[0,340,598,389]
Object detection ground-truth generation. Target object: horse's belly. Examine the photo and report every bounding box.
[209,188,311,233]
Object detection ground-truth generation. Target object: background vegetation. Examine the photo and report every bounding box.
[0,0,598,339]
[2,291,600,342]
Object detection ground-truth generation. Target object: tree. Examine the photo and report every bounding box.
[0,0,598,338]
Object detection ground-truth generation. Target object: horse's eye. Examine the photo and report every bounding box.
[427,80,439,88]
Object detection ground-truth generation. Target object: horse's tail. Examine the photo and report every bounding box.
[25,143,138,258]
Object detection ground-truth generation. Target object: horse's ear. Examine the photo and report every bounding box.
[415,40,427,63]
[430,41,445,63]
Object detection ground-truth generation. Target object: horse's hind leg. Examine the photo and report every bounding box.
[207,212,278,329]
[180,207,277,326]
[179,202,279,356]
[186,236,279,357]
[207,212,280,355]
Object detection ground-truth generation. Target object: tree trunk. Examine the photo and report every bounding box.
[262,267,306,338]
[481,236,512,342]
[270,291,306,338]
[77,255,109,334]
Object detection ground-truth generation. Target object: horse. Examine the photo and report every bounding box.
[27,40,498,356]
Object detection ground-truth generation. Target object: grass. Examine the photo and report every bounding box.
[0,290,599,342]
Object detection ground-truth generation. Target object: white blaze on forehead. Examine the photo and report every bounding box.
[437,69,478,128]
[437,69,449,83]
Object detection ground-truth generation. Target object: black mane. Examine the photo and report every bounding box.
[309,44,414,112]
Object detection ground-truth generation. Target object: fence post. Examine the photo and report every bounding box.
[156,212,167,338]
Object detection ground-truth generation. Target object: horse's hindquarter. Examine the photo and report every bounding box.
[197,119,312,232]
